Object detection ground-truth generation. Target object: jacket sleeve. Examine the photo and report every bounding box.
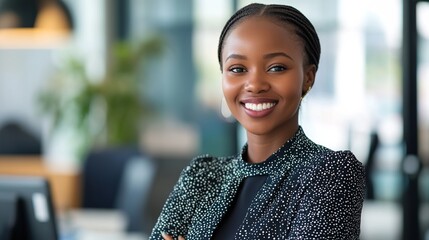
[149,156,212,240]
[288,151,365,240]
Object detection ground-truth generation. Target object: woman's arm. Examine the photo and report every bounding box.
[288,151,365,239]
[149,156,213,240]
[149,161,197,239]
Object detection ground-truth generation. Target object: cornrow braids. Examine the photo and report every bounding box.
[217,3,321,71]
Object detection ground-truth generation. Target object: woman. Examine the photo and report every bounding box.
[151,3,365,240]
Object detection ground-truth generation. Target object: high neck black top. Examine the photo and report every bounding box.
[150,127,365,240]
[212,175,268,239]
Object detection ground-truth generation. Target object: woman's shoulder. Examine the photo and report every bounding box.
[315,149,363,172]
[299,147,365,186]
[181,154,236,178]
[300,136,363,172]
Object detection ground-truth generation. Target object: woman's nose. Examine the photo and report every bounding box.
[244,71,270,93]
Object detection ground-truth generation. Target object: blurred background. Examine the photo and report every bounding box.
[0,0,428,239]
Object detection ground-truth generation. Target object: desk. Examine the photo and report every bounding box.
[58,209,148,240]
[0,156,81,210]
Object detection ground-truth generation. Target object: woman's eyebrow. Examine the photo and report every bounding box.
[225,52,293,62]
[225,53,247,62]
[264,52,294,61]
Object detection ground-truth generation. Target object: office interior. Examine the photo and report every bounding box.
[0,0,428,239]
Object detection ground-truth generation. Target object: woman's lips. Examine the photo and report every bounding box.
[244,102,276,111]
[241,99,277,117]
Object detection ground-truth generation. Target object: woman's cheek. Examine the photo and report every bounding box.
[222,77,241,112]
[222,76,235,96]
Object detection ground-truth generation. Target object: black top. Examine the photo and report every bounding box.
[150,127,365,240]
[212,175,268,239]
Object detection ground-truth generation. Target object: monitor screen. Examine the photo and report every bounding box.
[0,175,58,240]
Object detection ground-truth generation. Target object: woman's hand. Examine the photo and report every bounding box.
[161,232,185,240]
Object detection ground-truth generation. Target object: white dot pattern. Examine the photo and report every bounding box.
[150,127,365,240]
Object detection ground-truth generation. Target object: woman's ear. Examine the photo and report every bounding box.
[302,64,316,96]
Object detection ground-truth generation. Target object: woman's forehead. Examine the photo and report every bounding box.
[222,17,303,57]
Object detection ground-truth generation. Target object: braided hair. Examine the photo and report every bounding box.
[217,3,321,71]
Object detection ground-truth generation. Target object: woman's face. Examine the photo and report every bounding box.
[221,16,315,137]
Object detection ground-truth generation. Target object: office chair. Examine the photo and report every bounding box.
[116,156,156,233]
[0,121,41,155]
[365,131,379,200]
[81,146,141,209]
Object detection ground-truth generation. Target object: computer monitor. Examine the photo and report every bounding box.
[0,175,58,240]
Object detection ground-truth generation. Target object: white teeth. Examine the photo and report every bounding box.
[244,102,276,111]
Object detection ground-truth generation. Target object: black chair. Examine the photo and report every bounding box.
[81,146,157,233]
[0,121,41,155]
[365,131,379,200]
[116,156,156,233]
[81,146,141,209]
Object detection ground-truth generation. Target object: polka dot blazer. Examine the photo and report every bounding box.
[150,127,365,240]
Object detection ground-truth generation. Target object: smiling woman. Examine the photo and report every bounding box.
[221,16,315,162]
[150,3,365,240]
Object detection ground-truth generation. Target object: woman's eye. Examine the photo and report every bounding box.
[229,67,246,73]
[268,65,286,72]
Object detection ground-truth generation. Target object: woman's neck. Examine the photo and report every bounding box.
[245,125,299,164]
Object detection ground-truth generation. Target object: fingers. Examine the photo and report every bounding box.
[161,232,185,240]
[161,232,173,240]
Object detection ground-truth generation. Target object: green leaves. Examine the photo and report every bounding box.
[38,36,163,148]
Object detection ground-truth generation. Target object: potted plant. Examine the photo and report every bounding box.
[38,36,163,169]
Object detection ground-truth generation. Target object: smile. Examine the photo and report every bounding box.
[244,102,276,111]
